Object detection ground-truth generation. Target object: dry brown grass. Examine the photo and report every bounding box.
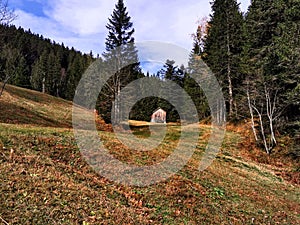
[0,84,73,127]
[0,84,299,224]
[226,121,300,185]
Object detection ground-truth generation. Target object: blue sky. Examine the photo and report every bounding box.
[9,0,250,58]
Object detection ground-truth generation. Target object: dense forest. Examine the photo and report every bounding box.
[0,24,94,100]
[201,0,300,154]
[0,0,299,155]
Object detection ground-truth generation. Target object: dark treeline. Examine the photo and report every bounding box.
[0,24,94,100]
[200,0,300,154]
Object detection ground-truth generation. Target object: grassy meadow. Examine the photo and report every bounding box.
[0,84,299,224]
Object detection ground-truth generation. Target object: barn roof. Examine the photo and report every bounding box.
[152,107,166,114]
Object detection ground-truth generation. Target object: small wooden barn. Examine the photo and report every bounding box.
[150,108,166,123]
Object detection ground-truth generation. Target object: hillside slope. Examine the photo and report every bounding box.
[0,84,299,224]
[0,84,73,128]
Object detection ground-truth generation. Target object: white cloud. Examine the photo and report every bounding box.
[137,41,190,67]
[45,0,115,35]
[11,0,251,55]
[131,0,210,51]
[13,9,103,54]
[14,9,62,37]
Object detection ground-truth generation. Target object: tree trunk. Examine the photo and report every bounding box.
[264,84,277,147]
[42,77,45,93]
[246,83,258,141]
[227,68,234,117]
[0,82,7,97]
[0,75,11,97]
[253,105,270,154]
[226,17,234,117]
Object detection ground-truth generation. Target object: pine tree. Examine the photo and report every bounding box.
[100,0,141,123]
[47,50,61,96]
[156,60,185,122]
[65,52,85,100]
[12,54,30,88]
[185,20,210,120]
[274,0,300,130]
[158,59,185,86]
[31,50,48,92]
[0,45,28,95]
[242,0,293,153]
[202,0,244,118]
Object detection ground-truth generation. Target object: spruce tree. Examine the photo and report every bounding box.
[0,45,30,94]
[12,54,30,88]
[100,0,141,123]
[185,22,210,120]
[65,52,85,100]
[274,0,300,130]
[242,0,294,153]
[47,51,61,96]
[31,50,48,93]
[202,0,244,118]
[157,60,185,122]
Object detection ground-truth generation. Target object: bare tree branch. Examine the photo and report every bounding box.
[0,215,10,225]
[0,0,17,25]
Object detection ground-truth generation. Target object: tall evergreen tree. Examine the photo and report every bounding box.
[158,59,185,87]
[1,44,28,85]
[156,60,185,122]
[242,0,296,153]
[12,54,30,88]
[31,50,48,92]
[185,20,210,120]
[46,50,61,96]
[274,0,300,129]
[65,52,85,100]
[202,0,244,118]
[99,0,141,123]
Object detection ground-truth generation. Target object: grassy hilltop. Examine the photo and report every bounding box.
[0,84,299,224]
